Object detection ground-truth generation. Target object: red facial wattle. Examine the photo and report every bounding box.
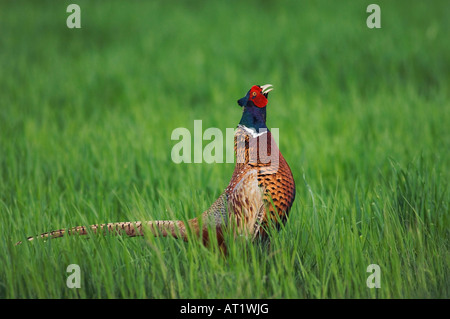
[249,85,268,108]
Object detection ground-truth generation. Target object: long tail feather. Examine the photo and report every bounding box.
[15,193,228,247]
[15,220,190,245]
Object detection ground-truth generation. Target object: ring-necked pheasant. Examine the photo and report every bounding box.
[16,84,296,249]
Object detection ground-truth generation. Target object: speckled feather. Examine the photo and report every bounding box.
[227,126,296,238]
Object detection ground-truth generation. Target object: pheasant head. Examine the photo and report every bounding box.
[237,84,273,131]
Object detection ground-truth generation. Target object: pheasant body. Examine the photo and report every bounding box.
[224,124,295,239]
[16,85,296,248]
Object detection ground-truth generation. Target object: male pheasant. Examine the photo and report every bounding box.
[16,85,296,248]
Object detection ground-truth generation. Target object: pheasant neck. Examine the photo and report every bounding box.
[238,106,267,132]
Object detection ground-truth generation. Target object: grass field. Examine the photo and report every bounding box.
[0,0,448,299]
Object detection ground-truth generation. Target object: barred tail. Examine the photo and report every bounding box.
[15,219,193,246]
[15,193,228,246]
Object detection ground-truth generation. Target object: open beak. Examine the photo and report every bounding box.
[237,84,274,107]
[260,84,274,97]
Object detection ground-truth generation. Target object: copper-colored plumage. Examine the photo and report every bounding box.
[227,126,296,239]
[16,87,296,251]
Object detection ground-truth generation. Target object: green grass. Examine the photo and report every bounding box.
[0,0,448,298]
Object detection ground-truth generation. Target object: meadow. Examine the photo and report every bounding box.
[0,0,448,298]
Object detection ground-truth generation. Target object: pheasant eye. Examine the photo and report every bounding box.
[252,92,257,97]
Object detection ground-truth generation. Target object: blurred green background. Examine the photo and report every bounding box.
[0,0,448,298]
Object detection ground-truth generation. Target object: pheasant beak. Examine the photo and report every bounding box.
[260,84,274,97]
